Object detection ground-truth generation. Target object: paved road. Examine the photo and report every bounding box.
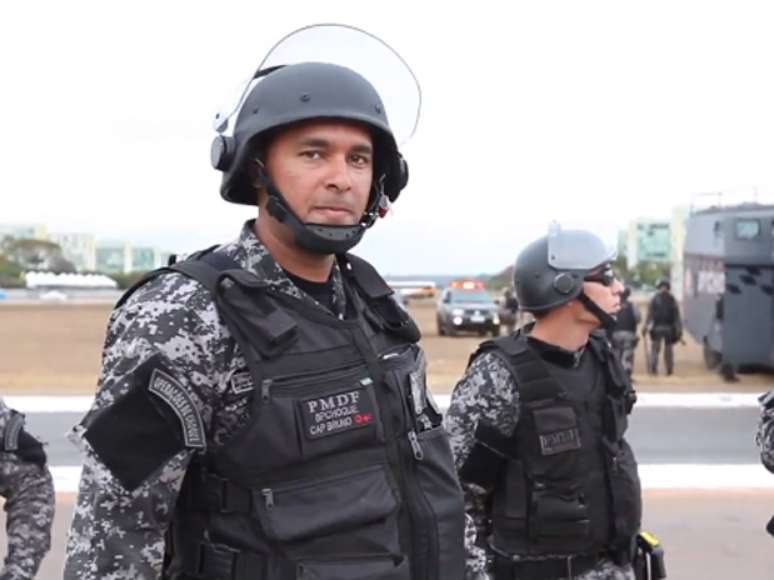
[16,490,774,580]
[11,406,774,579]
[27,407,762,466]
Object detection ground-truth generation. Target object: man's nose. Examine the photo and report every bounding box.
[325,154,353,192]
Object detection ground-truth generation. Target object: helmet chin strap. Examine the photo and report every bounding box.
[577,291,617,330]
[263,179,381,255]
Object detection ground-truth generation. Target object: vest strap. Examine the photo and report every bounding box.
[340,254,420,343]
[186,469,253,515]
[179,541,267,580]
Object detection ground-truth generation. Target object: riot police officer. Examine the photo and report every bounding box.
[445,227,643,580]
[0,397,55,579]
[643,279,682,375]
[64,25,464,580]
[610,287,640,378]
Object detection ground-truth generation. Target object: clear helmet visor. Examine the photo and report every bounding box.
[546,222,618,270]
[214,23,421,146]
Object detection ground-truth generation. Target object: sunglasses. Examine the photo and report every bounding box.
[583,266,616,287]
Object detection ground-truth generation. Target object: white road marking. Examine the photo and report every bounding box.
[8,391,767,414]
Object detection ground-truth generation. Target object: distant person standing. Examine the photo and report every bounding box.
[501,288,520,335]
[643,278,682,375]
[0,397,55,579]
[611,287,640,377]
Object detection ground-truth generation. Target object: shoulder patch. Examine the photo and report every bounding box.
[149,369,206,449]
[3,412,24,451]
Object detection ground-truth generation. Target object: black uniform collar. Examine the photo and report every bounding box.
[526,335,586,368]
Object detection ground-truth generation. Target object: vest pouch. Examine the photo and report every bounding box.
[529,405,582,480]
[414,426,465,580]
[257,365,384,471]
[608,440,642,545]
[491,460,528,550]
[254,464,398,543]
[296,555,409,580]
[530,486,590,544]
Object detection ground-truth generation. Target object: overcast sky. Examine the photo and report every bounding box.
[3,1,774,275]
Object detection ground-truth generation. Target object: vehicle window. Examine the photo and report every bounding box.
[448,288,492,303]
[735,219,760,240]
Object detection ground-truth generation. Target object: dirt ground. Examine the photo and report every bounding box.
[0,300,771,395]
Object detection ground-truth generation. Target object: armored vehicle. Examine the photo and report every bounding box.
[683,203,774,375]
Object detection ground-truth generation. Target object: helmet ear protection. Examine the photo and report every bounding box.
[211,135,237,171]
[552,272,577,295]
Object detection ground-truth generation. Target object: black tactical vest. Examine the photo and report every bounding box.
[614,302,638,333]
[152,251,465,580]
[462,332,641,574]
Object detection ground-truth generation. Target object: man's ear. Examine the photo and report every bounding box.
[248,158,267,206]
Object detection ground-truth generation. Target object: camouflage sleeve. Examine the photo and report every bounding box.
[0,400,55,580]
[64,274,232,580]
[756,390,774,473]
[443,351,520,580]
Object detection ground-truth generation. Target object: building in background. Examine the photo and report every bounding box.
[49,232,97,272]
[669,206,690,301]
[132,246,161,271]
[0,223,48,241]
[625,219,671,267]
[96,240,132,274]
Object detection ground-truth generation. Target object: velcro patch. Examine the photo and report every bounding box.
[3,412,24,451]
[539,428,581,456]
[299,381,376,440]
[230,371,254,395]
[149,369,206,449]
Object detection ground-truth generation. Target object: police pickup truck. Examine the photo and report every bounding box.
[436,280,500,337]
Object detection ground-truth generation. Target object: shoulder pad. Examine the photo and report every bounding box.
[341,254,392,299]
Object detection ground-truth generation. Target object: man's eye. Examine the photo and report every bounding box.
[350,154,371,166]
[301,150,322,160]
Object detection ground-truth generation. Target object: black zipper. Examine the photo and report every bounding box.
[259,464,385,507]
[260,349,415,401]
[260,362,369,400]
[391,368,439,580]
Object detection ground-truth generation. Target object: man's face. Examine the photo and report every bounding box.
[577,266,624,324]
[262,120,373,226]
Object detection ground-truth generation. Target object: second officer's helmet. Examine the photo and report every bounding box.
[513,225,617,313]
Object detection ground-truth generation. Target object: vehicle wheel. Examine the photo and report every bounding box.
[437,318,446,336]
[702,341,721,370]
[490,326,501,337]
[478,329,487,337]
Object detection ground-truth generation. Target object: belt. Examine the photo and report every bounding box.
[495,552,605,580]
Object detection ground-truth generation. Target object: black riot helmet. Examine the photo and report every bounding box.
[513,225,619,328]
[656,277,671,290]
[210,25,419,255]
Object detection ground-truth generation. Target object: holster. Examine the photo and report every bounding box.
[633,531,667,580]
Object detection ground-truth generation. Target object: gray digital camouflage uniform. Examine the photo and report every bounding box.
[0,398,55,580]
[756,389,774,473]
[63,220,348,579]
[444,351,635,580]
